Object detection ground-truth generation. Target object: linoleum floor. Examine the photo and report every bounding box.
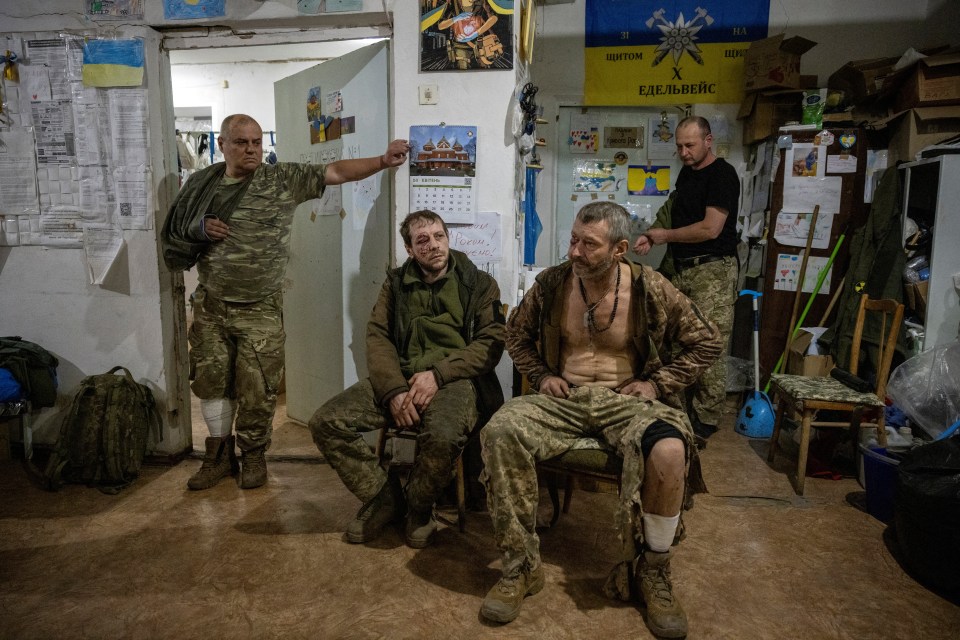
[1,396,958,639]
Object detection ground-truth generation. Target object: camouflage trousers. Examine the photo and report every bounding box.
[310,378,478,514]
[672,256,738,426]
[188,286,285,452]
[480,386,695,597]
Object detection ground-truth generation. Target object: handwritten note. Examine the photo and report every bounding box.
[448,211,501,264]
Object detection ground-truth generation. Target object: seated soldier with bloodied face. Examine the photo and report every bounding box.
[479,202,721,639]
[310,210,505,549]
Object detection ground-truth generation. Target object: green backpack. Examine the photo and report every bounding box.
[38,366,162,494]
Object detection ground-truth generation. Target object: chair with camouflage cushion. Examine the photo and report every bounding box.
[767,294,904,495]
[538,440,623,527]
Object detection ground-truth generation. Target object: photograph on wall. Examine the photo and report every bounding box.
[419,1,514,72]
[409,124,478,223]
[627,165,670,196]
[164,0,225,20]
[573,160,617,192]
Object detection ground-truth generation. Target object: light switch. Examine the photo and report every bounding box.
[419,84,438,105]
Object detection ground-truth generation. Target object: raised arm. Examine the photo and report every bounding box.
[324,139,411,185]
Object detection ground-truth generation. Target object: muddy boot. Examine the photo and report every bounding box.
[239,446,267,489]
[187,436,239,491]
[637,549,687,639]
[480,564,544,624]
[346,478,404,544]
[404,509,437,549]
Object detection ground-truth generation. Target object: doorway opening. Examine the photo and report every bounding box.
[163,37,386,458]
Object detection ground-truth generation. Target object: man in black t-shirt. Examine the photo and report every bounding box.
[634,116,740,444]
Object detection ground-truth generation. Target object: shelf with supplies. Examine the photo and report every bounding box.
[899,154,960,350]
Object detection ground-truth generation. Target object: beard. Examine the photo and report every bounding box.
[572,252,617,281]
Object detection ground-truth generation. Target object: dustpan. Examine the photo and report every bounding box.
[736,289,775,438]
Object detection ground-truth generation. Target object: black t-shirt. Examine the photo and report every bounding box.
[670,157,740,261]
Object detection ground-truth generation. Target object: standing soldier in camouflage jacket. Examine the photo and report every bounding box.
[310,210,505,549]
[634,116,740,445]
[480,202,720,639]
[162,114,410,491]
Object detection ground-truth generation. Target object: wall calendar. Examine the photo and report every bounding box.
[409,124,478,224]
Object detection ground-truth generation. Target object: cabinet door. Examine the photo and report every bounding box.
[903,156,960,349]
[759,128,870,379]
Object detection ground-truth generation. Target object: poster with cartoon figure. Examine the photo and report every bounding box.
[419,1,514,71]
[648,113,678,159]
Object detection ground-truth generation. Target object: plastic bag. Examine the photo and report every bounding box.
[886,342,960,439]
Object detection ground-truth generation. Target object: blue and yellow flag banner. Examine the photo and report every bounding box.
[82,38,144,87]
[585,0,769,105]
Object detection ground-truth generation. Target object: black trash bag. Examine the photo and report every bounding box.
[894,437,960,591]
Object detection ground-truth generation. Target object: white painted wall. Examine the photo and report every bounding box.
[3,0,957,454]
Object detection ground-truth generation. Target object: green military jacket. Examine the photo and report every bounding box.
[507,259,720,411]
[365,249,505,420]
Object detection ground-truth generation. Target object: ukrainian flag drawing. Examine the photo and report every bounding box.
[82,39,144,88]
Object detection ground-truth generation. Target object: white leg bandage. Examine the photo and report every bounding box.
[642,512,680,553]
[200,398,237,438]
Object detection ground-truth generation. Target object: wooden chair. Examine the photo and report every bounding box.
[767,294,904,495]
[538,446,622,527]
[375,425,468,532]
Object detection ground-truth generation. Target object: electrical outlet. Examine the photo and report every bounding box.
[419,84,438,105]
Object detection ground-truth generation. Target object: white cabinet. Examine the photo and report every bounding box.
[900,155,960,349]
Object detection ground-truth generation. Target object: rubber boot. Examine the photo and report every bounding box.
[636,549,688,639]
[187,435,239,491]
[240,446,267,489]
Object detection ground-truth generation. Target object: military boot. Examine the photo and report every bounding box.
[636,549,688,639]
[187,435,239,491]
[404,510,437,549]
[480,564,544,623]
[239,446,267,489]
[346,478,404,543]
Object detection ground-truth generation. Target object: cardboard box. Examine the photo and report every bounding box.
[737,90,803,144]
[876,106,960,165]
[891,51,960,112]
[904,280,929,316]
[828,56,900,105]
[743,34,817,92]
[786,330,835,377]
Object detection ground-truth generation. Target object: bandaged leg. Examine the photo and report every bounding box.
[642,513,681,553]
[201,398,237,438]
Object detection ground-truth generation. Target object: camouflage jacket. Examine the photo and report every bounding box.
[366,250,505,419]
[507,260,721,410]
[196,162,326,303]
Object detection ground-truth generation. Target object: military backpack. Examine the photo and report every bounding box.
[37,366,161,494]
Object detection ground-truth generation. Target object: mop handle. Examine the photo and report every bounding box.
[763,234,846,393]
[739,290,763,393]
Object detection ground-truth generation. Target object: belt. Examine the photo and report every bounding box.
[675,254,728,271]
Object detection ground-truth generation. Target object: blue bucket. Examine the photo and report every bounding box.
[859,444,900,523]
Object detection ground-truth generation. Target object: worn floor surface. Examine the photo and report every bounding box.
[1,397,957,639]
